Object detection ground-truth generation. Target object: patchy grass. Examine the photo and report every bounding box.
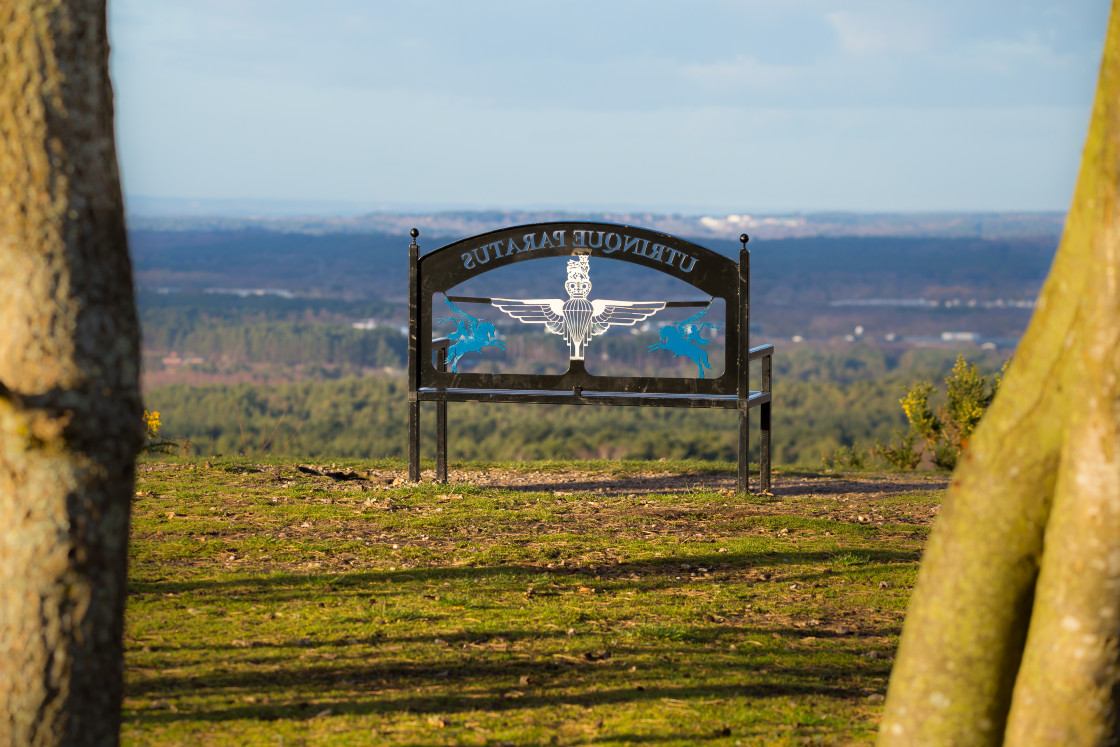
[122,458,944,746]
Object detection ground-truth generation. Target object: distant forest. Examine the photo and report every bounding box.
[145,346,1008,466]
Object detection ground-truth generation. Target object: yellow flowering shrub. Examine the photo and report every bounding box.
[144,410,161,440]
[141,409,187,455]
[899,382,939,440]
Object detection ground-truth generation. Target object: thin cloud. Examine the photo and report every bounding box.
[824,7,946,56]
[949,34,1089,74]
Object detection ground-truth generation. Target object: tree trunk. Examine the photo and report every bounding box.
[0,1,141,745]
[879,3,1120,745]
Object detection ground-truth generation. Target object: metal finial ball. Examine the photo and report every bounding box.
[410,228,419,239]
[740,234,749,246]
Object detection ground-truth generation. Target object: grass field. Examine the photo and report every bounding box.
[122,458,946,746]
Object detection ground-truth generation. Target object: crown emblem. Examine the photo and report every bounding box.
[565,255,592,299]
[566,255,590,283]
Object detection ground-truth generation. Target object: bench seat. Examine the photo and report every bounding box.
[416,387,769,409]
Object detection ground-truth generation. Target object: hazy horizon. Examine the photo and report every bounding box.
[123,194,1070,220]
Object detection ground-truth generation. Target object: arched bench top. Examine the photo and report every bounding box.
[418,221,738,297]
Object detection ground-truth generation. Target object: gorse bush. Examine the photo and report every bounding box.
[875,355,1004,470]
[141,408,189,456]
[143,409,161,440]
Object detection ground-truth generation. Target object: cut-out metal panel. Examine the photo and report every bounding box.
[415,222,742,396]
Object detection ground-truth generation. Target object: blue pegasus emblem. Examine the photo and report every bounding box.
[648,305,725,378]
[435,297,506,373]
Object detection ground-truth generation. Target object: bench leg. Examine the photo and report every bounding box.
[408,398,420,482]
[435,347,448,484]
[436,399,447,484]
[760,352,773,494]
[760,400,771,494]
[738,408,749,494]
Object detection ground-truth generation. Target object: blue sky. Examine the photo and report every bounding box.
[109,1,1111,214]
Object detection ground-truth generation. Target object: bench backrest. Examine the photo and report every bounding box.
[410,221,750,396]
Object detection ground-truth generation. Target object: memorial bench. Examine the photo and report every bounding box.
[406,221,773,494]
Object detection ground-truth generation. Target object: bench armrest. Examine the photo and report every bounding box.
[432,337,452,350]
[748,344,774,361]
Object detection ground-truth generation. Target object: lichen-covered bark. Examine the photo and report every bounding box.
[1004,372,1120,742]
[0,1,140,745]
[1002,39,1120,737]
[879,3,1120,744]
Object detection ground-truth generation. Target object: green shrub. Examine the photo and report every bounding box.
[875,355,1003,470]
[822,444,868,470]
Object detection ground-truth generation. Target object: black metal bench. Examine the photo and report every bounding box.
[407,221,773,493]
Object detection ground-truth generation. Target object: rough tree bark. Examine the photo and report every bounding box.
[0,1,141,745]
[880,3,1120,745]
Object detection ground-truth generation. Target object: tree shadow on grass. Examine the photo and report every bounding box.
[473,472,738,496]
[128,546,919,598]
[435,468,947,499]
[129,613,902,657]
[126,644,888,726]
[125,545,900,736]
[772,478,949,498]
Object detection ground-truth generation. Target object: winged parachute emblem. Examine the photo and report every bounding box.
[491,255,665,360]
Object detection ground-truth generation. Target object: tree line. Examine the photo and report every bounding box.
[144,346,1006,465]
[143,318,407,371]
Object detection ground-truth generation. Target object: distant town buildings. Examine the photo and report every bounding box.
[830,298,1036,309]
[698,214,806,233]
[161,352,204,366]
[352,319,409,336]
[203,288,295,298]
